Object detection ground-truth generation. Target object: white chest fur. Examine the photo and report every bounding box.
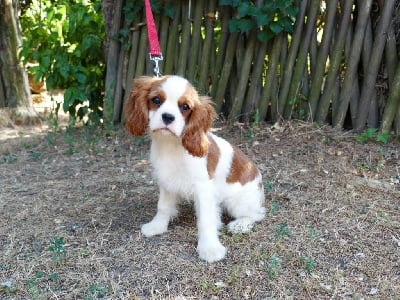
[150,136,208,198]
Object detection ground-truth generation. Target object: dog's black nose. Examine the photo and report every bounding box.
[162,113,175,125]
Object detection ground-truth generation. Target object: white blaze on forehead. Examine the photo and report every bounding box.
[161,76,189,102]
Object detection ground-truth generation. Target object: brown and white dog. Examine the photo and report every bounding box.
[125,75,265,262]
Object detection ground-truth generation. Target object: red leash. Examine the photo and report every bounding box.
[144,0,163,77]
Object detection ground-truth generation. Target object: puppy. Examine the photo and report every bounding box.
[125,75,265,262]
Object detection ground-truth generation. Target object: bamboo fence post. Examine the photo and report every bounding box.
[177,1,191,77]
[385,20,399,133]
[134,18,149,77]
[103,0,123,124]
[333,0,372,128]
[277,0,308,118]
[228,31,257,122]
[381,63,400,134]
[284,0,319,119]
[187,1,203,82]
[316,0,353,124]
[341,21,360,127]
[308,0,338,120]
[211,6,231,98]
[362,17,379,128]
[213,32,239,112]
[395,100,400,134]
[198,0,216,94]
[309,27,317,76]
[243,41,268,121]
[234,34,245,77]
[355,0,396,131]
[164,1,181,75]
[259,33,283,122]
[121,20,141,122]
[112,46,126,123]
[385,23,398,88]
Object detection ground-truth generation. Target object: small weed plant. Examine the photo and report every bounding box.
[356,128,390,144]
[274,223,292,240]
[1,152,17,164]
[270,198,280,214]
[25,271,59,299]
[300,256,316,274]
[85,284,110,299]
[268,254,282,280]
[48,237,67,264]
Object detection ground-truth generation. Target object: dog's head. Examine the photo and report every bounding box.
[124,75,216,157]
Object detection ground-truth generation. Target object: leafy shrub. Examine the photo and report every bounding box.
[356,128,390,144]
[20,0,105,125]
[220,0,300,43]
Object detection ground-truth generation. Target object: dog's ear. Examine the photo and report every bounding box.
[182,96,216,157]
[124,77,154,136]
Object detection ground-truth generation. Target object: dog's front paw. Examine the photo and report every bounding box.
[197,240,227,262]
[141,221,168,237]
[227,218,255,234]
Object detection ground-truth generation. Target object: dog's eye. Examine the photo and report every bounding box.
[180,103,190,112]
[152,97,161,107]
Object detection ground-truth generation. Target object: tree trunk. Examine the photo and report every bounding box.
[0,0,37,123]
[103,0,123,126]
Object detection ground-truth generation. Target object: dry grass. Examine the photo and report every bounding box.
[0,120,399,299]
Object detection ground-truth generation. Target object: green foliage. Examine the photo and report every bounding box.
[24,271,60,298]
[85,284,110,299]
[264,178,274,193]
[1,152,17,164]
[300,256,316,274]
[356,128,390,144]
[20,0,105,125]
[221,0,300,43]
[267,254,282,280]
[270,198,280,214]
[274,222,292,240]
[48,237,67,263]
[25,271,46,298]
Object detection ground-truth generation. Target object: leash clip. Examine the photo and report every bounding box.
[149,53,163,77]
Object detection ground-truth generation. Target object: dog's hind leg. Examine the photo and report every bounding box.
[225,182,266,234]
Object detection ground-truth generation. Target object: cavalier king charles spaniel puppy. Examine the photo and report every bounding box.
[125,75,265,262]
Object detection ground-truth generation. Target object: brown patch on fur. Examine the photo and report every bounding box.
[207,135,220,179]
[181,96,216,157]
[227,146,259,185]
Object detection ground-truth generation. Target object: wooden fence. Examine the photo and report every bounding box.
[104,0,400,134]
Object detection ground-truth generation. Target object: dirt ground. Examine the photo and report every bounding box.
[0,116,399,299]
